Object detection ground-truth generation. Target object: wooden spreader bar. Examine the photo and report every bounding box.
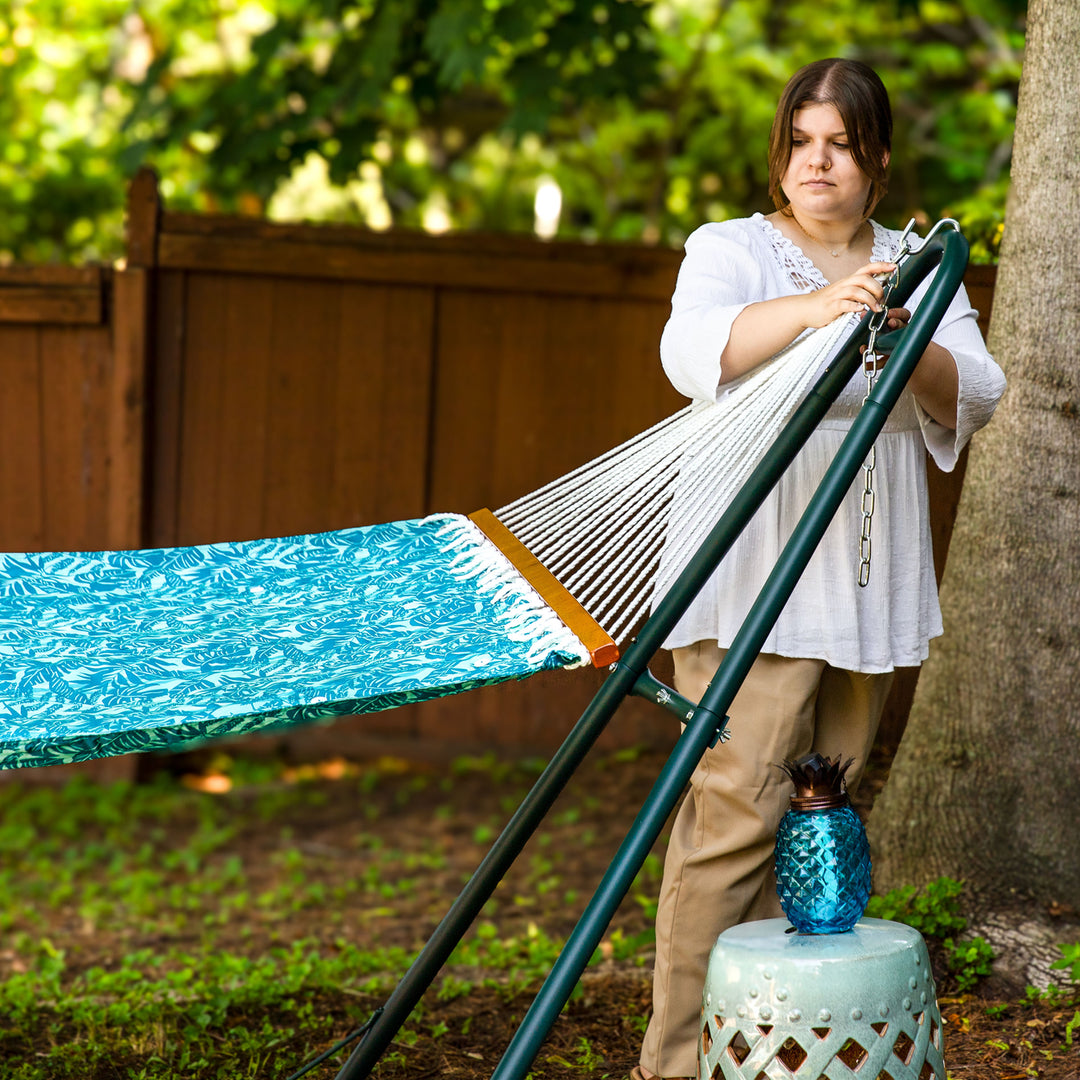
[468,508,620,669]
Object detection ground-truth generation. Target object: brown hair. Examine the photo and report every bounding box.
[768,59,892,218]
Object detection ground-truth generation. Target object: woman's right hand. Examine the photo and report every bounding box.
[721,262,897,385]
[800,262,897,328]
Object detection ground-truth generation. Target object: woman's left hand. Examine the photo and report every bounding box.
[861,307,911,364]
[886,307,910,331]
[861,306,959,427]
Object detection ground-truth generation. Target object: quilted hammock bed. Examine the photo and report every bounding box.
[0,512,615,771]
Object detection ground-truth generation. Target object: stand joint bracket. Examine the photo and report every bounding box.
[629,668,695,721]
[706,712,732,749]
[628,669,732,749]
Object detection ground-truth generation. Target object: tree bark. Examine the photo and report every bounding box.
[868,0,1080,987]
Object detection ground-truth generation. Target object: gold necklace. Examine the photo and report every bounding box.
[792,215,863,258]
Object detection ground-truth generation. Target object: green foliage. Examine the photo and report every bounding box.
[0,750,663,1076]
[119,0,660,233]
[1066,1009,1080,1048]
[865,875,969,937]
[942,177,1010,263]
[6,0,1025,262]
[1051,941,1080,986]
[0,0,134,262]
[866,876,996,992]
[948,935,996,992]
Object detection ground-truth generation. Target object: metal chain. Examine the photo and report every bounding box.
[858,218,917,587]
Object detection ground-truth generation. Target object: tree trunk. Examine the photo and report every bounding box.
[868,0,1080,990]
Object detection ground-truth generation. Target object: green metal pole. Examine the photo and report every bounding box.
[332,230,964,1080]
[332,350,859,1080]
[488,229,969,1080]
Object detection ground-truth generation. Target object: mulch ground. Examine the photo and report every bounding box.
[152,742,1079,1080]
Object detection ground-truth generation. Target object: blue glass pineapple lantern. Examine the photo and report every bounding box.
[775,753,871,934]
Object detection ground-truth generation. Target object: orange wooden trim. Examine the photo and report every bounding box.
[468,509,619,669]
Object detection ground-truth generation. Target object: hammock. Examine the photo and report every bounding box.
[498,311,856,640]
[0,516,600,770]
[0,311,857,772]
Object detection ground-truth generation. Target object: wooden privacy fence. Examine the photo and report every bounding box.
[0,169,997,779]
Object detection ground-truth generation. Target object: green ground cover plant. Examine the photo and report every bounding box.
[866,877,997,992]
[0,748,1076,1079]
[0,751,664,1078]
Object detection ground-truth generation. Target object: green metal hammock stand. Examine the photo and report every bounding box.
[0,227,970,1080]
[323,224,971,1080]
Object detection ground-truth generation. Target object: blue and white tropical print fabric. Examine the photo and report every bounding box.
[0,515,590,770]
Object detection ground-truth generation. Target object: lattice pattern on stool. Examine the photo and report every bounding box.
[699,919,945,1080]
[699,1009,944,1079]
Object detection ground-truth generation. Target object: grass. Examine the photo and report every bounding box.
[1,750,1077,1079]
[0,751,664,1078]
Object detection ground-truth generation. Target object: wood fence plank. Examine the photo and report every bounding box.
[39,327,97,548]
[149,270,188,547]
[332,284,435,525]
[963,264,996,339]
[429,288,592,511]
[0,284,103,325]
[260,279,344,538]
[0,266,101,287]
[211,276,275,540]
[487,291,553,505]
[426,289,514,512]
[176,273,232,545]
[606,298,685,435]
[158,230,681,301]
[0,267,104,327]
[108,268,150,550]
[126,167,162,269]
[0,326,45,550]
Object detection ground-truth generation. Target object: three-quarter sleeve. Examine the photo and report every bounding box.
[659,223,769,402]
[907,276,1007,471]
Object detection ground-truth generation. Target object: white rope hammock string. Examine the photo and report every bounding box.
[496,312,858,645]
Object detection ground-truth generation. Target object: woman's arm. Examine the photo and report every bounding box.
[897,276,1006,467]
[873,320,959,428]
[659,224,767,402]
[719,262,898,383]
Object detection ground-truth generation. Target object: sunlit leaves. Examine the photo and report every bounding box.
[4,0,1027,261]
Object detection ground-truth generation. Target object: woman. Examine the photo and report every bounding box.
[634,59,1005,1080]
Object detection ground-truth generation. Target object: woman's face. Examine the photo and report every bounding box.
[780,102,881,222]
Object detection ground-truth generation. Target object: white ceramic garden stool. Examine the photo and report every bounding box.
[699,917,945,1080]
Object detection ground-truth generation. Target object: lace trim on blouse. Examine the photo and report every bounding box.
[753,212,895,293]
[750,213,916,429]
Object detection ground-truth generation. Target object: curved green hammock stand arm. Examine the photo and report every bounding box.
[329,225,971,1080]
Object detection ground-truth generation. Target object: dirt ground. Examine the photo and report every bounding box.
[156,742,1079,1080]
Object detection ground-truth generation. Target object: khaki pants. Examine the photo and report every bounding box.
[639,643,894,1078]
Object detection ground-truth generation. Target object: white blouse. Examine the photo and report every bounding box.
[660,213,1006,673]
